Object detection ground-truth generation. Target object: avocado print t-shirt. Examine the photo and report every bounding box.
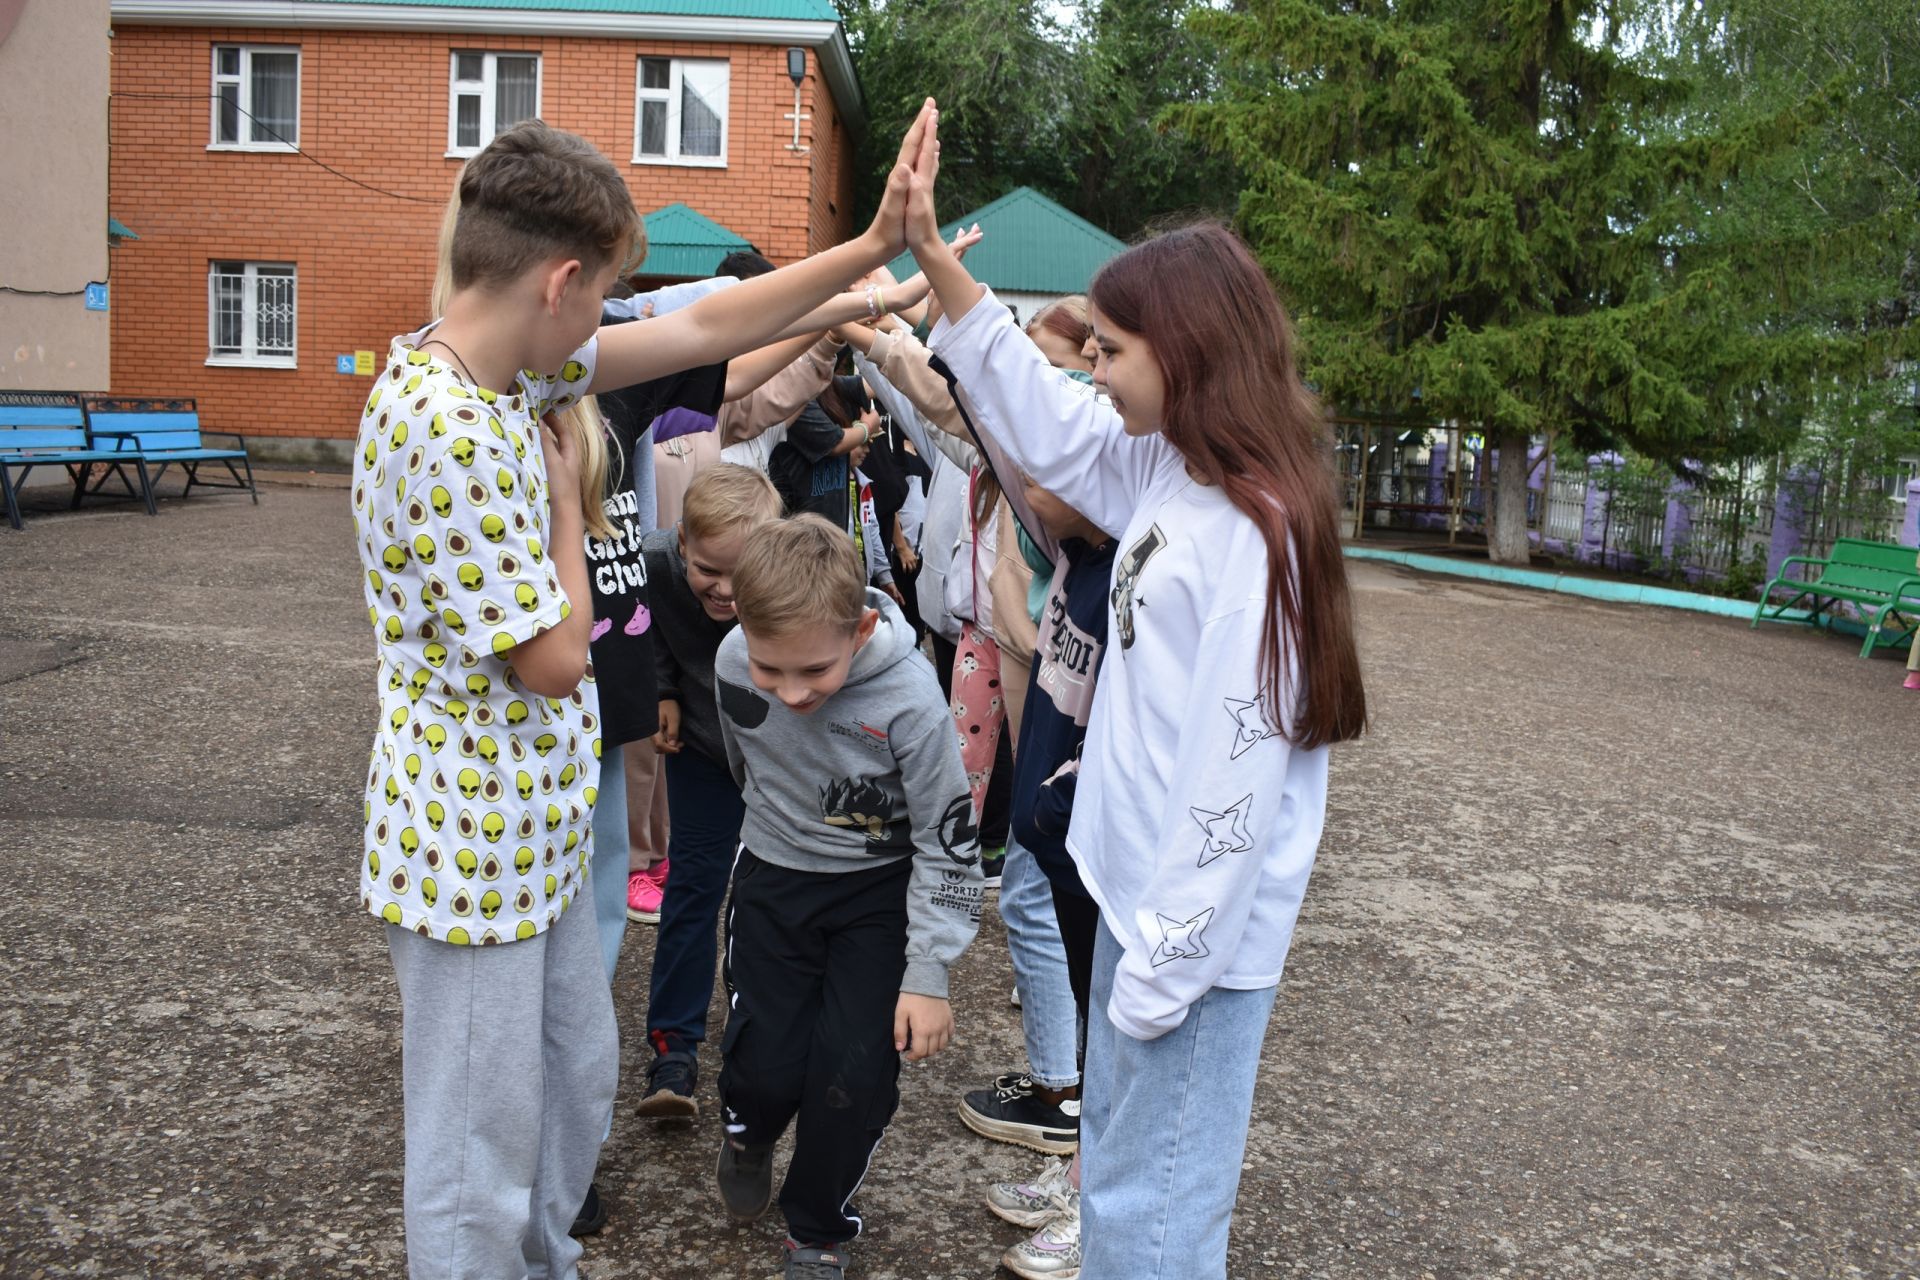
[351,325,602,945]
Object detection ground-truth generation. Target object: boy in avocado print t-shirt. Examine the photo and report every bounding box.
[353,329,603,946]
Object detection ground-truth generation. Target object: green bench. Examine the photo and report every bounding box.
[83,395,258,507]
[1,391,157,530]
[1752,537,1920,656]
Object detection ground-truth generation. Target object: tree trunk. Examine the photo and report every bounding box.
[1487,430,1533,565]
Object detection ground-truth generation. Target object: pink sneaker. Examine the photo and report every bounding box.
[626,858,669,924]
[1906,672,1920,691]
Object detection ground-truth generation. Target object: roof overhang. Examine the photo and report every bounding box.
[108,1,864,132]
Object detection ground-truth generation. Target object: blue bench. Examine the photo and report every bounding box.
[1,391,156,530]
[83,396,258,507]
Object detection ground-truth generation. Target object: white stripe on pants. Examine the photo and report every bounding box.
[386,893,617,1280]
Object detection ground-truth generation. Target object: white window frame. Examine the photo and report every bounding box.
[633,57,730,168]
[208,44,300,152]
[206,261,298,369]
[447,51,543,158]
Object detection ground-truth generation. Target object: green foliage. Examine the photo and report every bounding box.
[1169,0,1917,474]
[834,0,1239,238]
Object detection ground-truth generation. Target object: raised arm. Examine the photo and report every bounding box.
[723,332,822,404]
[715,336,839,445]
[590,100,938,392]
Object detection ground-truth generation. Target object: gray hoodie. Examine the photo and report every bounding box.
[714,590,983,998]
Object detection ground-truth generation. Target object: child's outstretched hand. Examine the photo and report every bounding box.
[905,128,945,255]
[866,98,939,259]
[894,993,953,1062]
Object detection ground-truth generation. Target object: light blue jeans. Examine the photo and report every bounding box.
[589,740,630,986]
[1079,917,1279,1279]
[1000,836,1080,1089]
[588,740,630,1146]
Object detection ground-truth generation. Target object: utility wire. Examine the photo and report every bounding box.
[7,91,450,295]
[110,91,443,205]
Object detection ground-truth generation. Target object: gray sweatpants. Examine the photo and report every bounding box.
[386,891,618,1280]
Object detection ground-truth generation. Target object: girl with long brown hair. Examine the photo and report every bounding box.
[911,185,1365,1275]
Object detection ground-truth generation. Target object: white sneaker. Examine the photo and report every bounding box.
[986,1156,1073,1228]
[1001,1190,1080,1279]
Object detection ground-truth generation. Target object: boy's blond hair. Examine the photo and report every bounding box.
[428,179,614,537]
[732,514,866,638]
[681,464,783,546]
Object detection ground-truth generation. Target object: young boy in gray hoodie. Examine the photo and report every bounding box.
[712,514,984,1280]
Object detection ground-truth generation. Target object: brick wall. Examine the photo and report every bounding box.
[107,25,856,443]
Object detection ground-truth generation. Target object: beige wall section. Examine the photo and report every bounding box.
[0,0,111,391]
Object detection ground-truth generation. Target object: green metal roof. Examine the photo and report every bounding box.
[887,187,1127,295]
[636,202,753,277]
[108,217,140,241]
[297,0,839,18]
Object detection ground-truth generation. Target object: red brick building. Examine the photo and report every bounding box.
[106,0,860,460]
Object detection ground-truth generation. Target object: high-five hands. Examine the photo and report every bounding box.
[905,122,947,255]
[866,99,940,258]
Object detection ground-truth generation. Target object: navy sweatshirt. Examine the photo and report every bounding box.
[1010,535,1115,898]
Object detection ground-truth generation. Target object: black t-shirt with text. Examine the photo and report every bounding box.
[585,330,727,745]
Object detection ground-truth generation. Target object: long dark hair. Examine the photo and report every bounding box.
[1089,223,1366,749]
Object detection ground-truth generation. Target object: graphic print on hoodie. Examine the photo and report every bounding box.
[714,589,984,999]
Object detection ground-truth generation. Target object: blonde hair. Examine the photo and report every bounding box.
[550,396,616,542]
[430,180,612,533]
[430,184,461,317]
[732,514,866,639]
[681,463,782,546]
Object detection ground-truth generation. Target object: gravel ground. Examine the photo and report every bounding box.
[0,483,1914,1279]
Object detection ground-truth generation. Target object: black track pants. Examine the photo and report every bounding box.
[718,850,910,1246]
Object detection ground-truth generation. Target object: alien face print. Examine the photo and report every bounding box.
[1149,907,1216,967]
[1224,688,1282,759]
[1110,524,1166,650]
[1190,794,1254,867]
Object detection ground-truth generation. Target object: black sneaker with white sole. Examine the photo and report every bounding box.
[958,1072,1080,1154]
[715,1133,775,1222]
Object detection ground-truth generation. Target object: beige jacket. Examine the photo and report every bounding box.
[655,336,838,526]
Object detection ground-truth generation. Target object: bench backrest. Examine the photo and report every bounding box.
[82,396,202,451]
[0,392,89,451]
[1819,538,1920,595]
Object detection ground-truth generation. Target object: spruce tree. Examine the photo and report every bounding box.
[1172,0,1914,562]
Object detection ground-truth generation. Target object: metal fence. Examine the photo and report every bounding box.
[1337,422,1912,589]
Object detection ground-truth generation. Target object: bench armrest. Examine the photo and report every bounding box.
[199,430,251,450]
[1767,556,1830,587]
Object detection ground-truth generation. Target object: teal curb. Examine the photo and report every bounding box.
[1343,545,1815,622]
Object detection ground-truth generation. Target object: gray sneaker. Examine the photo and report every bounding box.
[1000,1189,1081,1279]
[715,1132,774,1222]
[784,1239,849,1279]
[986,1155,1074,1228]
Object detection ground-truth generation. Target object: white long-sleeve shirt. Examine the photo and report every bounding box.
[932,288,1329,1041]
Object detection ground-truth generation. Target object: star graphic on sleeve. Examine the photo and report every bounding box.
[1224,689,1281,759]
[1189,794,1254,867]
[1149,907,1216,967]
